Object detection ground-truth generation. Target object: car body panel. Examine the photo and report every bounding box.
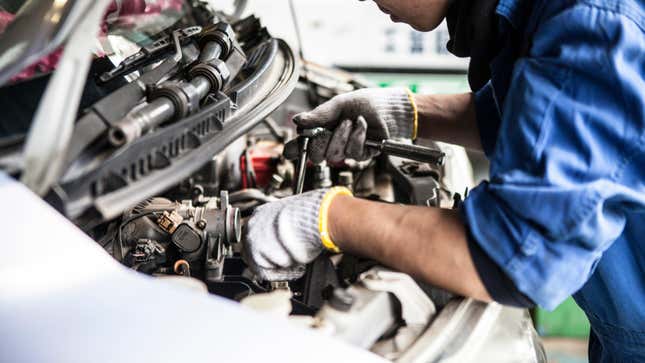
[0,171,386,363]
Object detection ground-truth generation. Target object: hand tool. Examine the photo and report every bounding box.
[364,139,445,166]
[292,128,446,184]
[293,127,326,194]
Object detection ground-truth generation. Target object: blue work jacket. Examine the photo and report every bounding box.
[461,0,645,361]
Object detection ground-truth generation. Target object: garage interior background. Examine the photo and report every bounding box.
[227,0,590,361]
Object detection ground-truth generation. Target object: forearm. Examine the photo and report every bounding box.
[328,195,491,301]
[414,93,482,151]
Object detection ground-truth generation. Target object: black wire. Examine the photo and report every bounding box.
[116,212,162,248]
[262,117,286,143]
[99,223,119,248]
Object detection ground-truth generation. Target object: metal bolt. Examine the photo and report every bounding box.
[338,171,354,190]
[270,281,291,291]
[270,173,285,190]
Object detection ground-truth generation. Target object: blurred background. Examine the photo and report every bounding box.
[238,0,469,92]
[232,1,592,362]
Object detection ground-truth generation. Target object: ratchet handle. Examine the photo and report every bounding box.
[365,140,445,166]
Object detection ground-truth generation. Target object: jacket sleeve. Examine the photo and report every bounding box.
[473,81,502,157]
[463,4,645,309]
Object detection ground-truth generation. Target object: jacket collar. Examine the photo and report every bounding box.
[496,0,535,30]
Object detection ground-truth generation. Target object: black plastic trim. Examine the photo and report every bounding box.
[59,39,298,222]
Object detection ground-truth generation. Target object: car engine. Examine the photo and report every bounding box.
[0,1,545,361]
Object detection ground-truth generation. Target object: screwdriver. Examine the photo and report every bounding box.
[293,127,326,194]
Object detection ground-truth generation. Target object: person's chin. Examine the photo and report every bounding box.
[409,22,434,32]
[389,16,431,32]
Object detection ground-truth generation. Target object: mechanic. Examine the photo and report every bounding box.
[244,1,645,361]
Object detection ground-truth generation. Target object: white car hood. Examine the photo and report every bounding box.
[0,172,385,363]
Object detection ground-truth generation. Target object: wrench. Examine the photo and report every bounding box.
[293,128,326,194]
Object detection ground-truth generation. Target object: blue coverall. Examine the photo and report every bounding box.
[461,0,645,361]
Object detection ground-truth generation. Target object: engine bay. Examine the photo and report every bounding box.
[92,94,461,357]
[0,2,544,361]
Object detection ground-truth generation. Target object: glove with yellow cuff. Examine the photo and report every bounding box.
[243,187,352,282]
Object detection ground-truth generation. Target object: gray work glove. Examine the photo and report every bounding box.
[243,187,351,281]
[285,87,417,163]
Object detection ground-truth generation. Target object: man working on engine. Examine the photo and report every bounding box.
[244,1,644,361]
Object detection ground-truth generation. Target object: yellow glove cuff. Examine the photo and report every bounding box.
[318,187,353,253]
[405,88,419,140]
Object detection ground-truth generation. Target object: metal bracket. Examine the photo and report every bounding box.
[360,267,436,327]
[99,26,202,83]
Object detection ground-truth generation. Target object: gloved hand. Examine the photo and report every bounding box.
[243,187,352,281]
[285,87,418,163]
